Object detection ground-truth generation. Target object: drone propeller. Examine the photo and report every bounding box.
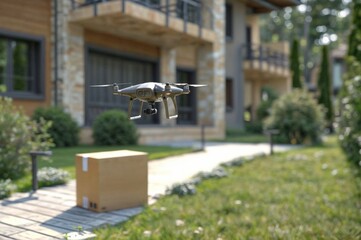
[90,83,131,88]
[168,83,207,88]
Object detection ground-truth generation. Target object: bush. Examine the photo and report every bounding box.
[0,97,53,180]
[32,107,79,147]
[338,58,361,166]
[38,167,70,187]
[92,110,138,146]
[166,168,228,197]
[256,86,279,121]
[244,121,263,134]
[0,179,16,200]
[264,89,325,144]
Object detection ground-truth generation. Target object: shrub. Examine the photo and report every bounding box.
[244,121,263,134]
[0,97,53,180]
[0,179,16,200]
[256,86,279,121]
[32,107,79,147]
[166,168,229,197]
[166,182,197,196]
[92,110,138,146]
[338,58,361,166]
[38,167,70,188]
[264,89,325,144]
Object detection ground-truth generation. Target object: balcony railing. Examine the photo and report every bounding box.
[242,44,289,69]
[70,0,214,35]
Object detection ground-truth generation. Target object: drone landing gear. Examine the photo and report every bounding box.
[163,96,178,119]
[128,99,143,120]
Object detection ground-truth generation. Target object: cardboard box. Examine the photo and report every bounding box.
[76,150,148,212]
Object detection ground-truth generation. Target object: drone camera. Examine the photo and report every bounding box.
[143,108,157,115]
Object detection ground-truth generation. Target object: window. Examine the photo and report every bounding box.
[225,3,233,39]
[333,58,344,91]
[0,32,43,99]
[226,78,233,112]
[176,69,197,125]
[177,0,200,24]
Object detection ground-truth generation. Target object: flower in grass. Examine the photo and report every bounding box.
[143,230,152,237]
[321,163,328,170]
[331,169,338,176]
[234,200,242,205]
[193,227,203,234]
[175,219,185,227]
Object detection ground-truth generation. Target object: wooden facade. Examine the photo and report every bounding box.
[0,0,52,115]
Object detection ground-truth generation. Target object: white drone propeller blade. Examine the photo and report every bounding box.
[90,84,114,88]
[90,83,131,88]
[188,84,207,87]
[170,83,207,87]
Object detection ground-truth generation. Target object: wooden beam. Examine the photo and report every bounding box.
[252,0,280,11]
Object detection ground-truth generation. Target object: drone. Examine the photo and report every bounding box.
[90,82,206,120]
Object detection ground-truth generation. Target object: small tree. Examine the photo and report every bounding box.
[317,45,333,129]
[290,39,302,89]
[347,1,361,62]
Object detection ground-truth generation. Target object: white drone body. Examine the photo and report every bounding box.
[91,82,206,120]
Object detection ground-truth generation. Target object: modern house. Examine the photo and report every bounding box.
[0,0,298,144]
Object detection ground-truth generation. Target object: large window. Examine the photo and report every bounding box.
[0,32,43,98]
[225,3,233,39]
[176,69,197,125]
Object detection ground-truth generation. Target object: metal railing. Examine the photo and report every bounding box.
[70,0,214,34]
[242,44,289,69]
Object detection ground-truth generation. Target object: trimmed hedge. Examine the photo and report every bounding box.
[264,89,325,144]
[338,58,361,166]
[92,110,138,146]
[32,107,79,147]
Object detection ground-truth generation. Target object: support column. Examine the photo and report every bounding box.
[53,0,85,126]
[160,47,176,126]
[197,0,225,137]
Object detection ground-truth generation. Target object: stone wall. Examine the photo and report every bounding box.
[52,0,85,126]
[197,0,225,136]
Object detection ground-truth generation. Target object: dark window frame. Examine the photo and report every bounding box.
[176,67,197,125]
[0,29,45,100]
[225,3,233,40]
[226,78,233,112]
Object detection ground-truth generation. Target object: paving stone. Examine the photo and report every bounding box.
[0,215,34,227]
[0,222,25,236]
[9,230,59,240]
[111,207,143,217]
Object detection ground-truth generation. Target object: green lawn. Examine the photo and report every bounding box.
[94,138,361,239]
[15,145,194,192]
[222,133,268,143]
[214,128,268,143]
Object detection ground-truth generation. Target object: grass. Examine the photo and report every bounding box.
[94,137,361,239]
[14,145,194,192]
[222,133,268,143]
[216,128,268,143]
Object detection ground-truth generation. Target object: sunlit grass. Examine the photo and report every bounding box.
[95,137,361,239]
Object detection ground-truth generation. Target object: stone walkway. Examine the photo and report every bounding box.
[0,142,297,239]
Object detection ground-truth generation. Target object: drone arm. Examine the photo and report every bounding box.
[162,96,178,119]
[128,98,143,120]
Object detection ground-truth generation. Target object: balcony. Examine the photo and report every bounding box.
[245,0,300,13]
[242,43,290,79]
[68,0,215,46]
